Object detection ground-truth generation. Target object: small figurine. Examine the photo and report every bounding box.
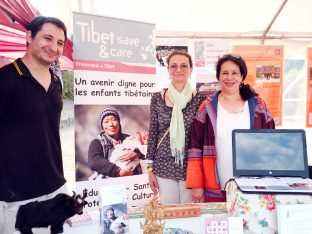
[140,197,165,234]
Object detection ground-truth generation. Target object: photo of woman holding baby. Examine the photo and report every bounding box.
[88,106,146,178]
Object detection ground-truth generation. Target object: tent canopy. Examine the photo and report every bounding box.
[30,0,312,41]
[4,0,308,67]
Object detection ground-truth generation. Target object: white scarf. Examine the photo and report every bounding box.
[168,81,193,166]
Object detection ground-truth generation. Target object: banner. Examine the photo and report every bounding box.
[307,48,312,127]
[233,46,283,125]
[75,175,152,211]
[74,12,156,105]
[73,12,155,208]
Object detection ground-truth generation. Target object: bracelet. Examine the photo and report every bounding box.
[147,165,153,172]
[146,159,154,164]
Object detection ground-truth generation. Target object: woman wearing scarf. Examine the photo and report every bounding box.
[88,106,144,178]
[186,54,275,203]
[146,50,207,204]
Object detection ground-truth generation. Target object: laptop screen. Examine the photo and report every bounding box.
[232,129,308,178]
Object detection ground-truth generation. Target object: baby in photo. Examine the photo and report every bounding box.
[109,131,148,170]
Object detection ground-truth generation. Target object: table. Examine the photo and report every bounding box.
[15,203,228,234]
[226,180,312,234]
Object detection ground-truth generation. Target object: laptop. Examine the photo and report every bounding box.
[232,129,312,194]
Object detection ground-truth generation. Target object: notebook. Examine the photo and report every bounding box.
[232,129,312,194]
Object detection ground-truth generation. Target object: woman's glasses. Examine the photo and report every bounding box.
[169,63,190,71]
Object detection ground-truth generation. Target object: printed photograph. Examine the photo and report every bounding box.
[196,81,220,97]
[194,41,205,61]
[155,45,188,67]
[256,65,281,82]
[75,105,150,181]
[101,203,129,234]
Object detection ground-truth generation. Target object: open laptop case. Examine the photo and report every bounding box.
[232,129,312,194]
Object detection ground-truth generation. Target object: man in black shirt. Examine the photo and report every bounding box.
[0,16,68,234]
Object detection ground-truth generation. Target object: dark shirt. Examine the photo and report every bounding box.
[0,58,66,202]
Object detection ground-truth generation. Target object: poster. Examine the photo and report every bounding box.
[194,40,230,96]
[233,46,283,125]
[73,12,155,208]
[307,48,312,127]
[194,40,230,69]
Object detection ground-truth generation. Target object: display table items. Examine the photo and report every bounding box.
[128,202,228,234]
[226,180,312,234]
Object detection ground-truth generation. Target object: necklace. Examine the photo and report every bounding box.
[219,93,245,114]
[229,106,245,114]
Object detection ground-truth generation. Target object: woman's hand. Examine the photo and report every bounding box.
[192,188,204,203]
[148,171,159,195]
[117,150,139,163]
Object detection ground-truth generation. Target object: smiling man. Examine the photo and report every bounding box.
[0,16,68,234]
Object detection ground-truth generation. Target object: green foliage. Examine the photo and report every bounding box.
[61,71,74,100]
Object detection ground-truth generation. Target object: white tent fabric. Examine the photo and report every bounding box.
[30,0,312,40]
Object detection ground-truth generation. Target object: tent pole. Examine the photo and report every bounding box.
[261,0,288,44]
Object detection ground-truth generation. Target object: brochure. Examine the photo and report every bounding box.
[98,185,129,234]
[277,203,312,234]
